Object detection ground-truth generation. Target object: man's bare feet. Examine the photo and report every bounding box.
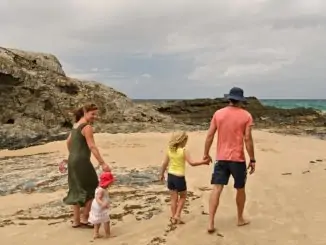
[207,227,216,234]
[237,219,250,227]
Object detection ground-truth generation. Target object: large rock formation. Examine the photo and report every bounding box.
[0,47,171,150]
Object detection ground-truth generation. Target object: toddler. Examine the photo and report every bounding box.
[88,170,114,239]
[160,132,210,224]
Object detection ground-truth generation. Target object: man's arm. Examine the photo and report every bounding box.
[244,115,255,161]
[203,114,217,158]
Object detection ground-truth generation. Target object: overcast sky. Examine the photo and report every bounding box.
[1,0,326,99]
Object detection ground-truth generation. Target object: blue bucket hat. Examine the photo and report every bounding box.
[224,87,246,102]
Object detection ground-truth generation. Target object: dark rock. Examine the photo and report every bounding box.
[147,97,326,136]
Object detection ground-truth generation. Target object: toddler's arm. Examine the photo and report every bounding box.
[159,153,169,181]
[96,189,109,208]
[185,149,210,166]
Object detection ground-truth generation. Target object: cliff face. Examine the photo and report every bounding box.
[0,47,171,150]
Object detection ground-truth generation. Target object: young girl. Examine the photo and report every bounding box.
[88,170,115,239]
[160,132,210,224]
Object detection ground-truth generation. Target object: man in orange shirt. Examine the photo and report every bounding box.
[203,87,256,233]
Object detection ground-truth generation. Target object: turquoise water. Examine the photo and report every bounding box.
[261,100,326,112]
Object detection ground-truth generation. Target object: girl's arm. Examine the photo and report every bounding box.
[185,149,209,166]
[96,189,108,208]
[160,153,169,180]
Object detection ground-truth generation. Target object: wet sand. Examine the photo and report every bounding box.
[1,131,326,245]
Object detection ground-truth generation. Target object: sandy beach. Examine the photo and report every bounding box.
[1,130,326,245]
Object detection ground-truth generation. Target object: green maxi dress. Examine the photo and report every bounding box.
[63,123,99,207]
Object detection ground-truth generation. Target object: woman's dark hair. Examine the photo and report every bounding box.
[74,103,98,122]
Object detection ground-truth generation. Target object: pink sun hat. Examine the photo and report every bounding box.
[99,171,115,187]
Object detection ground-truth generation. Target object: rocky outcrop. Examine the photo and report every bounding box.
[0,47,171,150]
[149,98,326,138]
[153,97,324,126]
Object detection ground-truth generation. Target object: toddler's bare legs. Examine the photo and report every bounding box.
[93,224,101,239]
[104,221,111,238]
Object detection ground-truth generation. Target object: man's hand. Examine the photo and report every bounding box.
[203,154,212,164]
[247,162,256,175]
[202,157,211,165]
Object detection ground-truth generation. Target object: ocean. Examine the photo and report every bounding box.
[261,99,326,112]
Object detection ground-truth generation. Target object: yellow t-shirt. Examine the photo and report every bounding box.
[167,147,186,176]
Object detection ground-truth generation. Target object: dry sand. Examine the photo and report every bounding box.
[1,130,326,245]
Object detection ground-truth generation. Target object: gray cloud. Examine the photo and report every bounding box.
[0,0,326,99]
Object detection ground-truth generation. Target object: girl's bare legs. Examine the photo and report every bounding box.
[103,222,111,238]
[170,191,178,221]
[81,199,93,223]
[93,224,101,239]
[174,191,187,224]
[72,205,80,226]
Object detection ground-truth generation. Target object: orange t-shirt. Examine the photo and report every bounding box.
[210,106,253,162]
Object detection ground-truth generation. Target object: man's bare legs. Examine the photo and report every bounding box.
[174,191,187,224]
[208,184,223,232]
[236,188,250,226]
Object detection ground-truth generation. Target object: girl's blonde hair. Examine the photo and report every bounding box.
[168,132,188,151]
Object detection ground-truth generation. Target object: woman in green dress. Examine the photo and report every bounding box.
[63,103,110,228]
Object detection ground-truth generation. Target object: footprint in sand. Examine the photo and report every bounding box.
[281,172,292,175]
[147,236,166,245]
[198,186,212,192]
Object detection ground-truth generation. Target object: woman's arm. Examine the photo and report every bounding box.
[83,125,105,165]
[66,133,72,152]
[185,149,209,166]
[160,153,169,180]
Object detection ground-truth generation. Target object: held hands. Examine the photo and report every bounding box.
[202,154,212,165]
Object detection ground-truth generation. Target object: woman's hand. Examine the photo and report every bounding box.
[101,163,111,172]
